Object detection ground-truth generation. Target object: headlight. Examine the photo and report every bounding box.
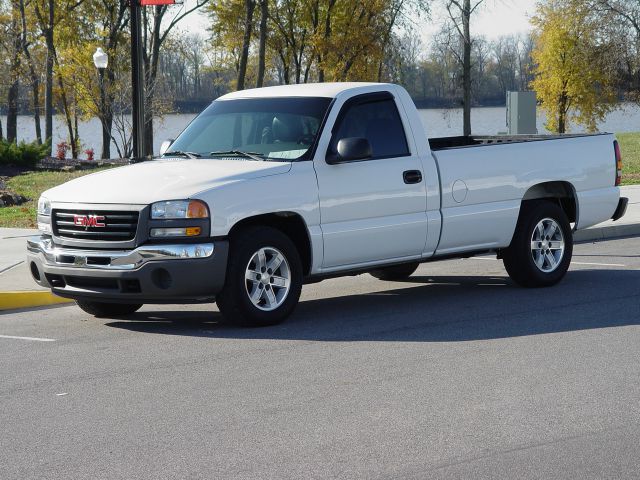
[37,196,51,216]
[37,196,52,234]
[150,200,209,219]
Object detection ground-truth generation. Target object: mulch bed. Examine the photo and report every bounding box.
[0,157,129,177]
[36,156,130,171]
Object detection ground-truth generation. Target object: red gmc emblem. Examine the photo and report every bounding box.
[74,215,106,228]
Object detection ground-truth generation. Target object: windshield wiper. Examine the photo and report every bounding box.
[163,150,201,159]
[210,150,266,161]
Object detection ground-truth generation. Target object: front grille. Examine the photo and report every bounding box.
[53,209,139,242]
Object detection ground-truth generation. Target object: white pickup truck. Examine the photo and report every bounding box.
[28,83,628,326]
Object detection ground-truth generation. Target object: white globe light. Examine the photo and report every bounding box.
[93,47,108,69]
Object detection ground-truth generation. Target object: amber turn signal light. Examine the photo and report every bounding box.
[187,200,209,218]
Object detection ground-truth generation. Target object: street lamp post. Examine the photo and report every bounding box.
[93,47,109,160]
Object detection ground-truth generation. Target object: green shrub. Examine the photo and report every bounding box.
[0,139,50,167]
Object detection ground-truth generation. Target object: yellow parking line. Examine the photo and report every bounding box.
[0,291,72,312]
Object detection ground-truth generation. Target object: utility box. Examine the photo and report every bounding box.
[506,91,537,135]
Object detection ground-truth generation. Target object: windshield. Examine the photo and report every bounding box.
[167,97,333,161]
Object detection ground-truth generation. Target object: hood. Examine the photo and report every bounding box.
[44,158,292,205]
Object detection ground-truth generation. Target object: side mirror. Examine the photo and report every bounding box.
[327,137,372,164]
[159,138,174,156]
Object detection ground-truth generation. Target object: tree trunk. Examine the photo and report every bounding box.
[7,1,21,143]
[139,2,208,156]
[29,74,42,145]
[19,0,42,144]
[377,1,402,83]
[6,78,19,143]
[56,71,79,158]
[99,1,127,159]
[141,6,164,157]
[73,104,79,158]
[462,0,472,136]
[237,0,256,90]
[256,0,268,87]
[44,0,54,151]
[558,92,567,134]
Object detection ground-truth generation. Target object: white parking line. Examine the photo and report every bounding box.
[0,334,55,342]
[0,261,24,274]
[469,257,627,268]
[572,261,627,267]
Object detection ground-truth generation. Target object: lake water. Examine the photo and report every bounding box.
[3,104,640,158]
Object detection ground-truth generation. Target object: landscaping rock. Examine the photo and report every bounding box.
[0,191,28,207]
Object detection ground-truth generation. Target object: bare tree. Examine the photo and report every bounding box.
[237,0,255,90]
[141,0,208,155]
[445,0,485,136]
[32,0,87,152]
[6,0,21,143]
[18,0,43,144]
[596,0,640,99]
[492,35,519,94]
[95,0,129,160]
[256,0,268,87]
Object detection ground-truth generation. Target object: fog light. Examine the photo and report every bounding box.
[30,262,41,282]
[151,268,172,289]
[150,227,201,238]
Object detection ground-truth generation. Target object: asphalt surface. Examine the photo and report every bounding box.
[1,236,639,479]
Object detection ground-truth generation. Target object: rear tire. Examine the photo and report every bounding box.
[216,226,303,327]
[370,262,419,281]
[502,200,573,288]
[76,300,142,318]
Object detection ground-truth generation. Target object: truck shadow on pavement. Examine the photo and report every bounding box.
[105,269,640,343]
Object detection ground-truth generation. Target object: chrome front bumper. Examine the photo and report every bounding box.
[27,236,215,270]
[26,235,229,303]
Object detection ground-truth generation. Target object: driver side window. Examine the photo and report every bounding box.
[329,94,410,160]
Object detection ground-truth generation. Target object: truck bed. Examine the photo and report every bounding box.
[428,134,605,151]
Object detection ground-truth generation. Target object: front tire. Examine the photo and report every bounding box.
[502,200,573,287]
[76,300,142,318]
[216,226,303,327]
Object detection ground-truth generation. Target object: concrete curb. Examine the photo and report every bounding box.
[574,222,640,243]
[0,291,72,312]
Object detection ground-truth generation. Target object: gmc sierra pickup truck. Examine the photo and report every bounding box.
[28,83,628,326]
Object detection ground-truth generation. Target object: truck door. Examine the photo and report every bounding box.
[314,91,427,269]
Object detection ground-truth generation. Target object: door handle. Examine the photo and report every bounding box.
[403,170,422,184]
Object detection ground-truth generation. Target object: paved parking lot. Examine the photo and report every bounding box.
[1,236,639,479]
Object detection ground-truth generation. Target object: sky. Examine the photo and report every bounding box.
[177,0,538,45]
[454,0,537,39]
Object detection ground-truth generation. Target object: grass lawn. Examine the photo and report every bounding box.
[617,132,640,186]
[0,168,111,228]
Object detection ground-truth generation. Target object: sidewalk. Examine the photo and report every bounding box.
[0,228,72,310]
[1,185,638,298]
[574,185,640,242]
[0,228,43,292]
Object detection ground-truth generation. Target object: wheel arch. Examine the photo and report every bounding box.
[521,181,578,223]
[228,212,313,276]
